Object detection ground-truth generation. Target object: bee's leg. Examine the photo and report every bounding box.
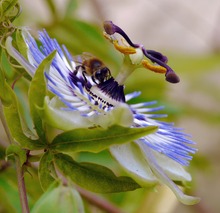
[91,76,98,85]
[73,65,83,75]
[82,71,88,83]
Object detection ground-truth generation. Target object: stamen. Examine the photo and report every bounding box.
[103,21,139,48]
[113,40,136,54]
[142,48,180,83]
[146,50,168,64]
[165,70,180,84]
[103,21,180,84]
[141,60,167,74]
[103,21,117,35]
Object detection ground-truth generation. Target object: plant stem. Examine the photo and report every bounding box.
[0,100,30,213]
[76,186,125,213]
[15,156,30,213]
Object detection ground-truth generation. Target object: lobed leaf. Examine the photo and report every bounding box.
[54,153,141,193]
[50,125,157,153]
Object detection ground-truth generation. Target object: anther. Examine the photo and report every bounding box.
[113,40,136,54]
[141,60,166,73]
[103,21,117,35]
[103,21,139,48]
[165,69,180,83]
[142,48,180,84]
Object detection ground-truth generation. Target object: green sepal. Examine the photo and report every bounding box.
[6,144,27,166]
[54,153,141,193]
[50,125,157,153]
[39,151,56,191]
[15,29,28,59]
[14,29,31,82]
[28,50,56,141]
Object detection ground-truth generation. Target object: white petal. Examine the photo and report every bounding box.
[137,141,200,205]
[42,96,93,130]
[110,142,158,186]
[152,151,192,181]
[88,103,133,128]
[42,97,133,131]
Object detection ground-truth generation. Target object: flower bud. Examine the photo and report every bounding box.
[31,184,85,213]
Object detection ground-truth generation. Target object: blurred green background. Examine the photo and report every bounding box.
[1,0,220,212]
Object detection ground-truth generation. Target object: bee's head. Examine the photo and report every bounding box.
[95,67,111,83]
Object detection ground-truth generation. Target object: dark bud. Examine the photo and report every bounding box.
[103,21,116,35]
[165,70,180,83]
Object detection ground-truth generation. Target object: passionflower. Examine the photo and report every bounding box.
[6,22,199,205]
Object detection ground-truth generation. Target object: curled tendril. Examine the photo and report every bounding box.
[0,1,21,48]
[0,25,16,48]
[0,2,21,22]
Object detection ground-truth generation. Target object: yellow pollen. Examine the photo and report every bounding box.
[141,59,167,74]
[103,32,136,55]
[113,40,136,54]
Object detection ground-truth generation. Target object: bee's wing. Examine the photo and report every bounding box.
[81,52,94,58]
[71,55,83,65]
[72,52,95,66]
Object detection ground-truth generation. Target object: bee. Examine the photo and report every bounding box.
[73,53,112,84]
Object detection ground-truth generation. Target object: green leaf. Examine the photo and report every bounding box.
[0,50,43,150]
[50,125,157,153]
[28,50,56,140]
[6,144,27,166]
[2,82,44,150]
[65,0,78,16]
[45,0,57,18]
[54,153,141,193]
[39,151,56,191]
[0,173,22,213]
[0,50,13,106]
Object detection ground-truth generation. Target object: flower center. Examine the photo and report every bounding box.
[85,77,125,111]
